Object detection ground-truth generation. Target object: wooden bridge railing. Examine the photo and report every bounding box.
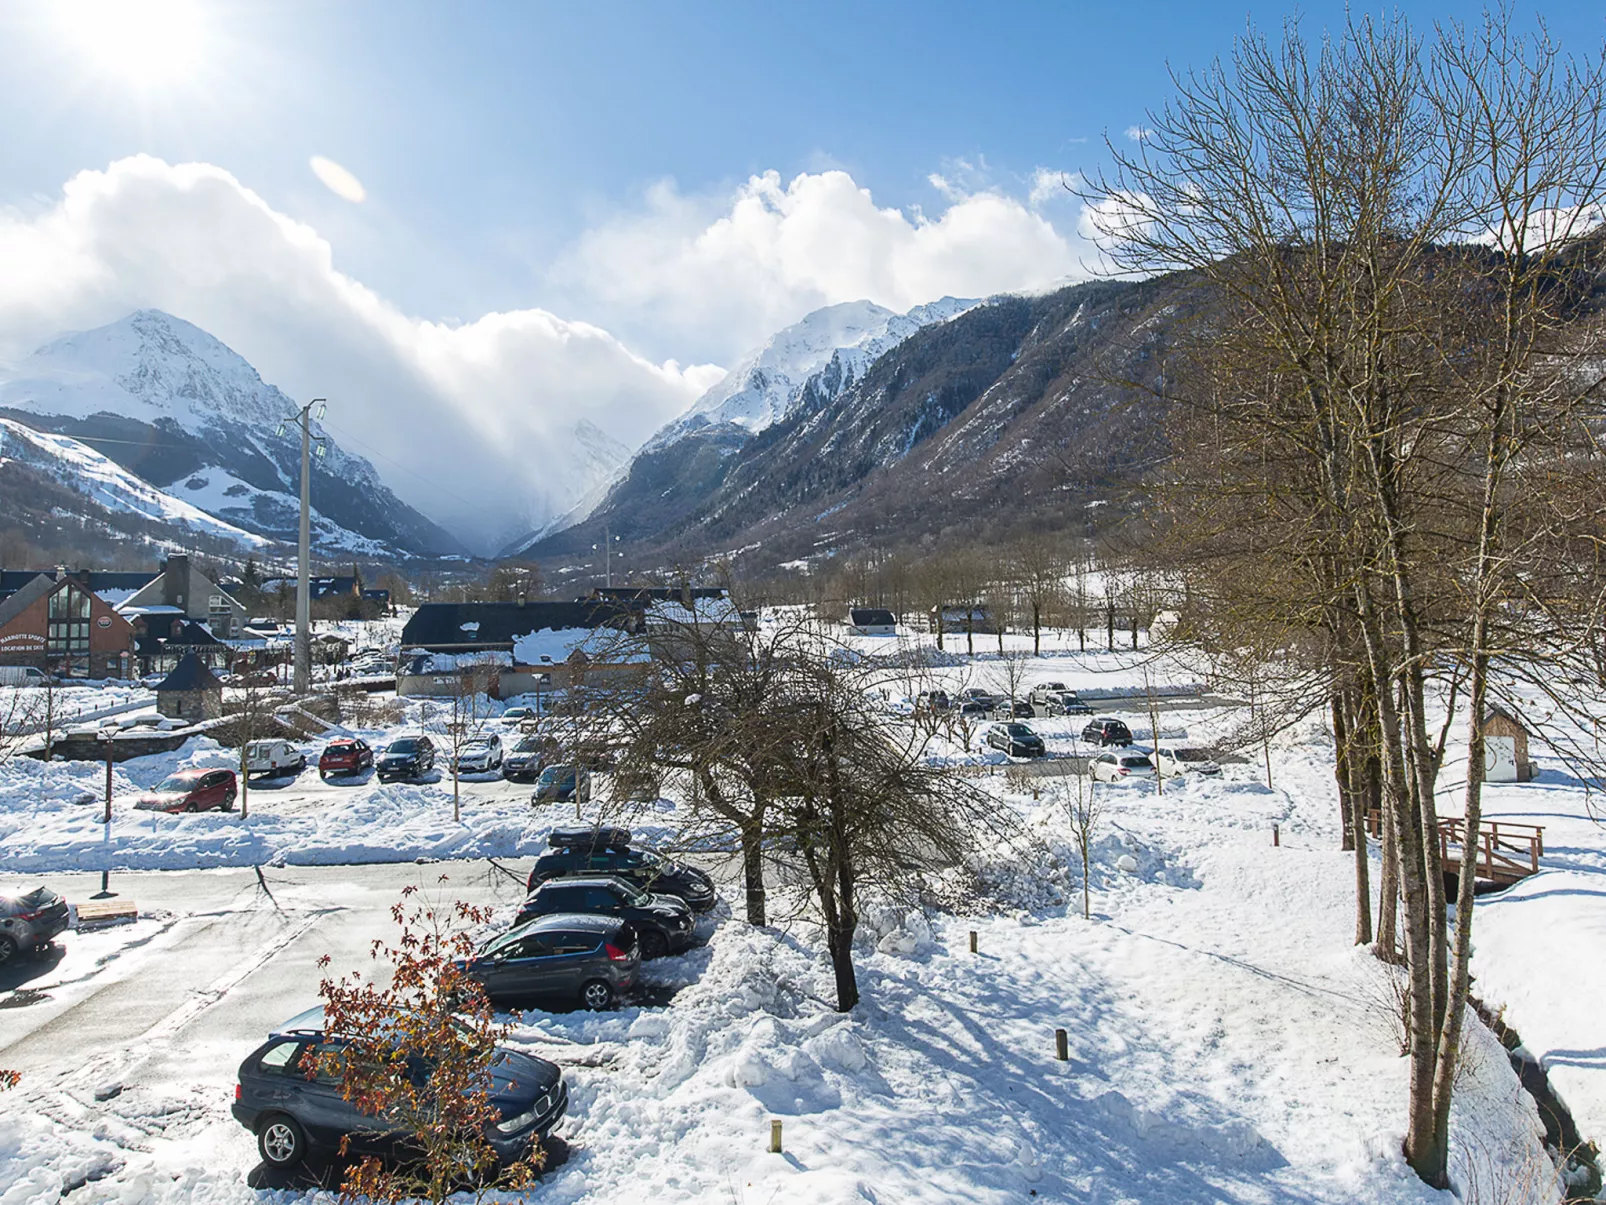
[1364,811,1544,881]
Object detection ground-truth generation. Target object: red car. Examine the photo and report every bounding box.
[133,768,238,813]
[318,737,374,779]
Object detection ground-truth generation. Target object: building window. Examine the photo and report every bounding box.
[209,596,232,638]
[47,585,91,677]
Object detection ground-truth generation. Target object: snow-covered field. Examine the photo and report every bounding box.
[2,633,1601,1204]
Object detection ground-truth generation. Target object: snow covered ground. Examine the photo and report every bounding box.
[1,633,1599,1203]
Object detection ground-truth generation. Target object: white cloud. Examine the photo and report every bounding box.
[0,156,715,550]
[1124,125,1153,142]
[309,155,367,204]
[555,168,1108,363]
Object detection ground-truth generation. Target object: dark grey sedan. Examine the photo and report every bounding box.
[0,887,69,965]
[461,913,640,1011]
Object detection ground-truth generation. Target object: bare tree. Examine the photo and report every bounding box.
[1012,539,1065,656]
[1054,754,1102,921]
[1085,11,1606,1186]
[430,662,497,824]
[765,649,994,1010]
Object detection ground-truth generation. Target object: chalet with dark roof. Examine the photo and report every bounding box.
[0,570,137,678]
[849,608,898,636]
[155,652,223,722]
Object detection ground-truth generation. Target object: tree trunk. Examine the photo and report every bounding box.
[1032,603,1041,656]
[740,824,768,927]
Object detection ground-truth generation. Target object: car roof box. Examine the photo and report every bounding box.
[548,824,631,851]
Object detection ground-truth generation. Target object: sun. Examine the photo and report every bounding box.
[55,0,205,91]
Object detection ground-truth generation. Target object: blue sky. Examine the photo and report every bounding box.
[0,1,1600,544]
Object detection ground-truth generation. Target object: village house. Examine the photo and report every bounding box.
[0,569,137,679]
[849,607,898,636]
[119,555,249,639]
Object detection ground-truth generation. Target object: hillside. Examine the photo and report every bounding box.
[527,276,1177,569]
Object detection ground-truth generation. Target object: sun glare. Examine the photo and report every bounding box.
[57,0,205,90]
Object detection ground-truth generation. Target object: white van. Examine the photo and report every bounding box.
[245,739,308,778]
[0,666,50,687]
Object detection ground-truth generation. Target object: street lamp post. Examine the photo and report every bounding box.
[94,729,116,898]
[278,399,327,695]
[591,527,621,588]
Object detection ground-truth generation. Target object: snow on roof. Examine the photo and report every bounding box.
[512,624,649,666]
[460,621,480,633]
[643,595,744,628]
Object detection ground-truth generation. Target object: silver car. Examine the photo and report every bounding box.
[0,887,69,965]
[450,734,504,773]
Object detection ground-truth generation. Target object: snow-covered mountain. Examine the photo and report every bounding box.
[0,417,267,550]
[0,311,461,557]
[646,297,975,451]
[504,297,977,557]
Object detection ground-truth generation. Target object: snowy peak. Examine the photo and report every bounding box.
[0,310,462,556]
[646,297,975,450]
[5,309,292,431]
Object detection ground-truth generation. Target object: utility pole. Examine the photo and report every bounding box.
[281,399,326,696]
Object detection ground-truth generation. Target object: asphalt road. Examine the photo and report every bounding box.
[0,860,532,1090]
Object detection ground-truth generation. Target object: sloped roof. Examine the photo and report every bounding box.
[850,608,897,627]
[401,600,634,650]
[0,573,55,630]
[156,651,222,693]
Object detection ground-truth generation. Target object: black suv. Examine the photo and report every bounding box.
[460,913,640,1011]
[990,700,1035,720]
[1081,718,1134,747]
[515,876,694,960]
[232,1006,567,1172]
[985,722,1047,758]
[526,826,717,914]
[376,736,436,782]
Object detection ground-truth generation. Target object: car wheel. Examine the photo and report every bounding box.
[579,978,615,1011]
[222,790,237,811]
[257,1114,308,1168]
[0,934,17,966]
[640,929,669,960]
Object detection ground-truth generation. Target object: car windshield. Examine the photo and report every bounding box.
[514,737,543,753]
[619,882,651,906]
[388,739,420,754]
[463,740,490,752]
[1122,756,1154,768]
[1006,724,1033,737]
[537,766,572,785]
[153,773,199,793]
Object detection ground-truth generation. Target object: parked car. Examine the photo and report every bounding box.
[232,1006,567,1173]
[985,722,1047,759]
[1028,682,1069,706]
[515,876,694,960]
[1151,747,1223,778]
[0,665,51,686]
[990,699,1036,720]
[501,735,548,783]
[1081,717,1134,747]
[526,826,718,913]
[0,886,70,964]
[459,913,640,1011]
[245,739,307,778]
[450,734,504,774]
[376,736,436,782]
[133,768,238,812]
[913,690,952,713]
[957,700,990,720]
[1045,691,1095,716]
[958,688,998,706]
[318,737,373,778]
[1090,750,1157,782]
[501,706,538,725]
[531,765,591,805]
